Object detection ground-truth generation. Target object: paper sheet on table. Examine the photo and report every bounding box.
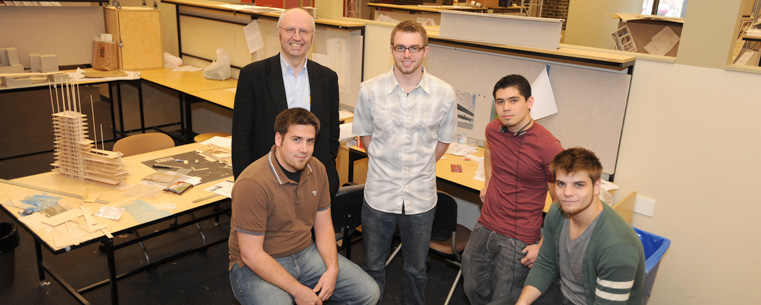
[467,154,485,181]
[446,142,477,156]
[244,20,265,54]
[530,65,558,120]
[644,27,680,56]
[205,180,234,198]
[125,200,171,224]
[202,136,232,149]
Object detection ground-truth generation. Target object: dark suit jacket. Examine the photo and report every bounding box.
[232,54,340,198]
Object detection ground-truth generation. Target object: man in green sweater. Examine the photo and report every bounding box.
[507,147,645,305]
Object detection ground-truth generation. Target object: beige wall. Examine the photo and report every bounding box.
[564,0,641,49]
[615,59,761,304]
[613,1,761,303]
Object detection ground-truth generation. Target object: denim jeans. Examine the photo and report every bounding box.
[229,243,379,305]
[361,200,436,305]
[462,222,531,305]
[487,280,570,305]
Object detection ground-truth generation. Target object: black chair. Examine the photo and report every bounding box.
[429,191,472,305]
[331,184,365,259]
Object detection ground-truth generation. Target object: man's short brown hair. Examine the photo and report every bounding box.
[390,20,428,46]
[550,147,602,183]
[274,108,320,136]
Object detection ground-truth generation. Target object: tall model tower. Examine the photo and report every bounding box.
[49,75,128,185]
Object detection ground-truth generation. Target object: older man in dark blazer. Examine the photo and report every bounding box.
[232,8,339,198]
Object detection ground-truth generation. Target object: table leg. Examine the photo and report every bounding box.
[34,238,47,284]
[182,93,193,143]
[137,80,145,133]
[105,238,119,305]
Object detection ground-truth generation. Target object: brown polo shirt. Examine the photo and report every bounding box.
[228,145,330,270]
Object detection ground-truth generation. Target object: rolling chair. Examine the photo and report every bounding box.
[331,184,365,259]
[428,191,472,305]
[112,132,175,157]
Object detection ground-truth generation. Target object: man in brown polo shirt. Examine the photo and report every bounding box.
[228,108,379,305]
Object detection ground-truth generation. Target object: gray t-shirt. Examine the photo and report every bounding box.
[559,214,601,305]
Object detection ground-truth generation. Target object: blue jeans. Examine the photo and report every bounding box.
[361,200,436,305]
[462,222,531,305]
[229,243,379,305]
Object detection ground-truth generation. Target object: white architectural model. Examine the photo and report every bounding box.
[49,75,128,185]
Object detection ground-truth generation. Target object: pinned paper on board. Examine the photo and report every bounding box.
[455,89,476,130]
[244,20,265,54]
[530,65,559,121]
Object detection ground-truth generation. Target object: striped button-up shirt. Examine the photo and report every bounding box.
[353,67,456,214]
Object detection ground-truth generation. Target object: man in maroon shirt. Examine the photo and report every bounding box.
[461,74,563,304]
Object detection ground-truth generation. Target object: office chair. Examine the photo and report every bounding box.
[429,191,472,305]
[331,184,365,259]
[112,132,175,157]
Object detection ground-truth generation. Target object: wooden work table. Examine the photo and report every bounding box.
[139,68,237,141]
[0,142,232,304]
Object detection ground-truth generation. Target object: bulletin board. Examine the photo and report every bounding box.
[425,43,631,174]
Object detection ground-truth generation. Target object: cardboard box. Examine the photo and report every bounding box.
[612,13,683,57]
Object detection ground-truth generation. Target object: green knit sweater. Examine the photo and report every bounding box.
[525,202,646,305]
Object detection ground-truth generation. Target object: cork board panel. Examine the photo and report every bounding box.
[0,7,105,68]
[110,8,164,70]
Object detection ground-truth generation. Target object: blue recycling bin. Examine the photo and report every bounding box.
[633,227,671,304]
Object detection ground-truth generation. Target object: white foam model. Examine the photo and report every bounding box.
[49,75,128,186]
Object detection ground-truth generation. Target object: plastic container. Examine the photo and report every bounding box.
[0,222,21,289]
[633,227,671,304]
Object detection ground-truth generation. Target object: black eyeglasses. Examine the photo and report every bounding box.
[393,45,425,53]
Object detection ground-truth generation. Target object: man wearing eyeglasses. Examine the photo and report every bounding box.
[353,20,457,304]
[233,8,340,200]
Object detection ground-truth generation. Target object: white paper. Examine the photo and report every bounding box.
[202,136,232,149]
[244,20,265,54]
[204,180,234,198]
[94,206,125,221]
[530,65,559,120]
[446,142,478,156]
[644,27,680,56]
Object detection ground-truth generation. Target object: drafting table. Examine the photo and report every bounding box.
[139,68,237,142]
[0,142,232,305]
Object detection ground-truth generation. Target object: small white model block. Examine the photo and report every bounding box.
[1,76,33,88]
[0,65,24,74]
[0,48,8,66]
[29,53,41,72]
[6,48,20,66]
[40,55,59,73]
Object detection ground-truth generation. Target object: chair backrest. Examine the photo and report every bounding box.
[431,191,458,241]
[612,191,637,225]
[112,133,175,157]
[331,184,365,232]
